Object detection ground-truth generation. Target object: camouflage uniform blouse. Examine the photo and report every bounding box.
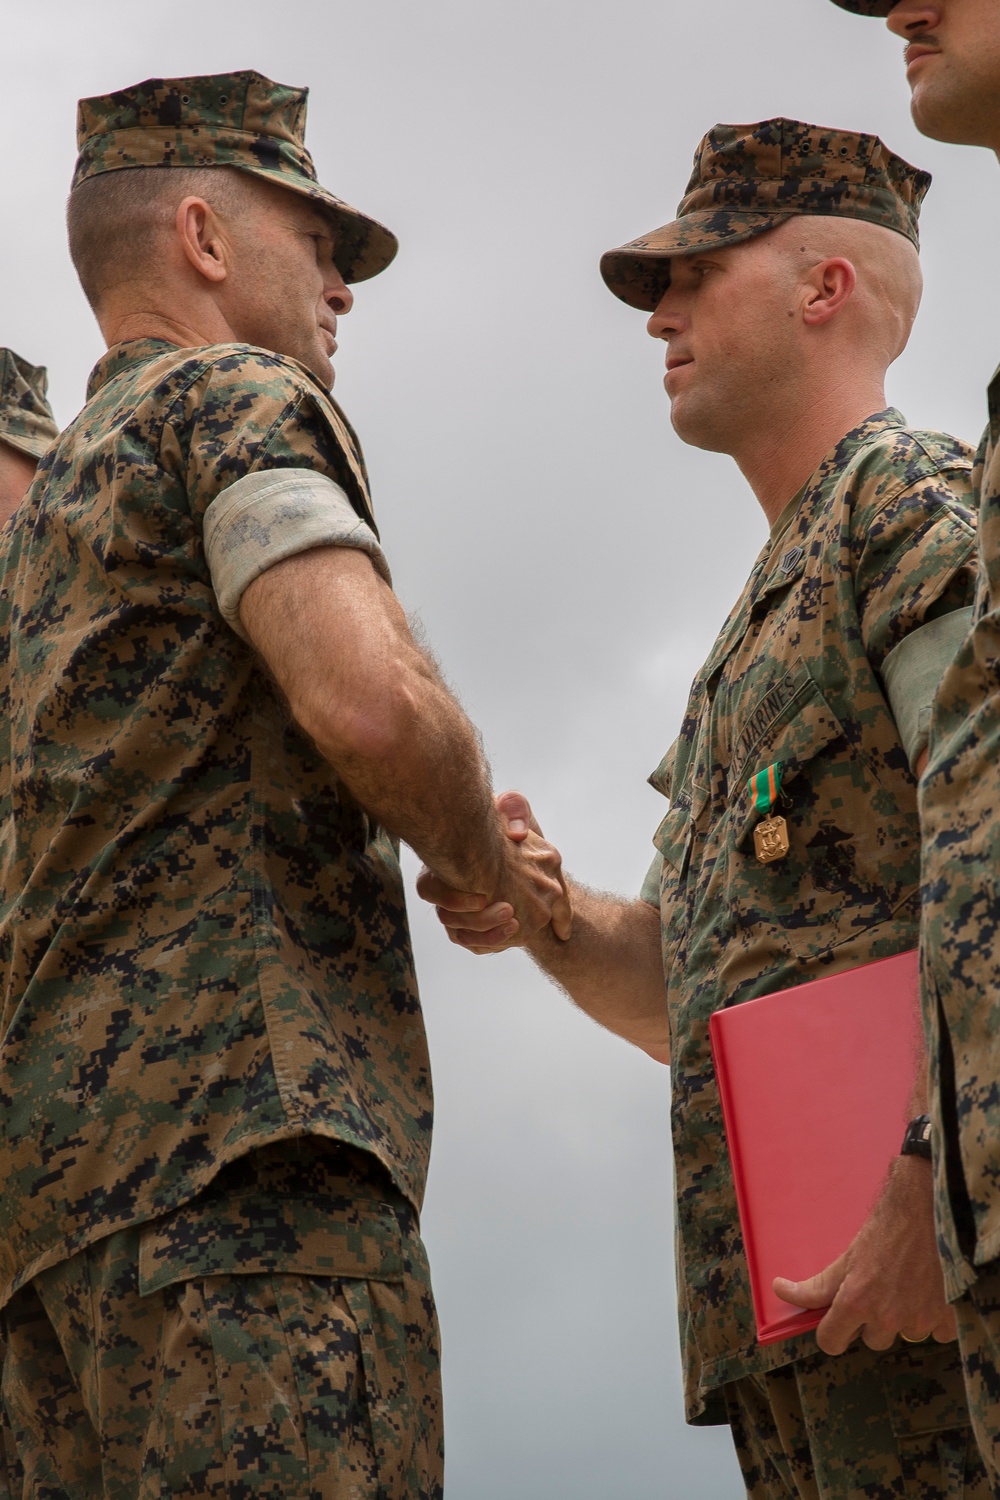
[921,368,1000,1302]
[652,411,975,1423]
[0,338,431,1305]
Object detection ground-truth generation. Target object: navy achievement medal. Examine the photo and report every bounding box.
[749,762,789,865]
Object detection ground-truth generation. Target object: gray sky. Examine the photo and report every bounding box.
[5,2,1000,1495]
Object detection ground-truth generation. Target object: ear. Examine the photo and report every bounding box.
[174,196,229,285]
[801,257,856,328]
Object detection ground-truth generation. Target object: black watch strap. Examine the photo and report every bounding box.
[900,1114,932,1160]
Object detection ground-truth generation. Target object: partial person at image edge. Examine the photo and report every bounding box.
[422,116,990,1497]
[0,69,570,1499]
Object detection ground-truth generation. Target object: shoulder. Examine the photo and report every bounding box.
[848,424,974,487]
[843,425,976,540]
[159,343,334,426]
[148,345,365,485]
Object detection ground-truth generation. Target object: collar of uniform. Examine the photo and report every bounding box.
[763,405,906,559]
[86,337,183,400]
[753,407,906,597]
[768,485,807,548]
[700,407,907,685]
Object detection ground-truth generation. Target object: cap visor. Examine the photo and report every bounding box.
[240,167,399,283]
[600,210,790,311]
[829,0,894,13]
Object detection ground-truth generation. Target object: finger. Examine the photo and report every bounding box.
[860,1323,897,1352]
[550,892,574,942]
[931,1308,959,1343]
[496,789,541,840]
[436,901,514,933]
[773,1258,846,1311]
[416,870,487,911]
[812,1299,866,1357]
[449,921,519,952]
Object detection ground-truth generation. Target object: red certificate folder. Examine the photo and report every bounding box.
[708,949,921,1346]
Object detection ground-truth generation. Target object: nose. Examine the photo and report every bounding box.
[327,267,354,316]
[886,1,940,37]
[647,287,683,340]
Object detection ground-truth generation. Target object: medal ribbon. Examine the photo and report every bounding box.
[748,762,783,815]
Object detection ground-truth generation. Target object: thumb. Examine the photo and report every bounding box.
[496,789,539,841]
[773,1256,847,1311]
[550,891,574,943]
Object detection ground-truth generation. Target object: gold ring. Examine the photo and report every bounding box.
[901,1333,931,1344]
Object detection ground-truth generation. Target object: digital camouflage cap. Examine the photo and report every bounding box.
[828,1,896,14]
[0,350,58,460]
[600,117,928,311]
[72,70,397,284]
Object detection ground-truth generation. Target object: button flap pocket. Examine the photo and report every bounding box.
[653,782,708,874]
[731,665,845,854]
[138,1191,405,1295]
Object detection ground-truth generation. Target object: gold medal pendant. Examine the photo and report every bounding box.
[753,814,790,865]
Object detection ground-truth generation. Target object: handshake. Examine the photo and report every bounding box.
[417,791,574,953]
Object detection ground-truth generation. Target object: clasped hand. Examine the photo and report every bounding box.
[773,1156,956,1353]
[417,791,572,951]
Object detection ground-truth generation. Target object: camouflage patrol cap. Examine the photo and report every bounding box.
[828,1,896,13]
[600,117,928,311]
[73,71,397,284]
[0,351,58,460]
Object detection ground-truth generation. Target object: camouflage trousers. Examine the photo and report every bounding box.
[725,1338,990,1499]
[954,1254,1000,1495]
[0,1142,444,1499]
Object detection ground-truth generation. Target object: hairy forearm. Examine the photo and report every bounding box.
[527,883,669,1061]
[241,549,507,897]
[313,664,509,896]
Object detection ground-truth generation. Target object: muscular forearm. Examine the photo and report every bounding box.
[311,655,509,897]
[527,883,669,1062]
[241,549,509,897]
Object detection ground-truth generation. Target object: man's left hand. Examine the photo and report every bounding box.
[772,1156,957,1354]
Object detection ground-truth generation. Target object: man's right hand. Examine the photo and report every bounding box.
[420,790,669,1062]
[417,791,573,951]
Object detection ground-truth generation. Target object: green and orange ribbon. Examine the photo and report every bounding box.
[748,762,783,815]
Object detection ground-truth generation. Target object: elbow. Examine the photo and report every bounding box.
[297,668,421,769]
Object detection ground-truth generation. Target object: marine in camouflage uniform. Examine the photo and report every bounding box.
[608,121,986,1498]
[0,70,569,1499]
[0,352,57,527]
[423,117,988,1497]
[0,350,57,1500]
[827,0,1000,1487]
[0,351,57,466]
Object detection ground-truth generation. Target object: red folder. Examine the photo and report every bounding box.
[708,949,921,1345]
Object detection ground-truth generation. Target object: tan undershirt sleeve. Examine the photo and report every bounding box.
[881,606,973,771]
[203,467,391,641]
[640,852,662,907]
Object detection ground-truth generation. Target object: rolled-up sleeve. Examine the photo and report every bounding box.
[203,467,392,640]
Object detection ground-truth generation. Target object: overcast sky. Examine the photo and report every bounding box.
[5,2,1000,1495]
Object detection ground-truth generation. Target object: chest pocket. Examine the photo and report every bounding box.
[730,661,845,854]
[724,659,918,959]
[653,785,708,876]
[652,780,709,985]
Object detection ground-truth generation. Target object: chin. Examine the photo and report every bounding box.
[669,403,726,454]
[910,79,987,147]
[305,351,335,389]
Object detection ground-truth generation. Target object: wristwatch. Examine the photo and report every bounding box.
[900,1114,932,1160]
